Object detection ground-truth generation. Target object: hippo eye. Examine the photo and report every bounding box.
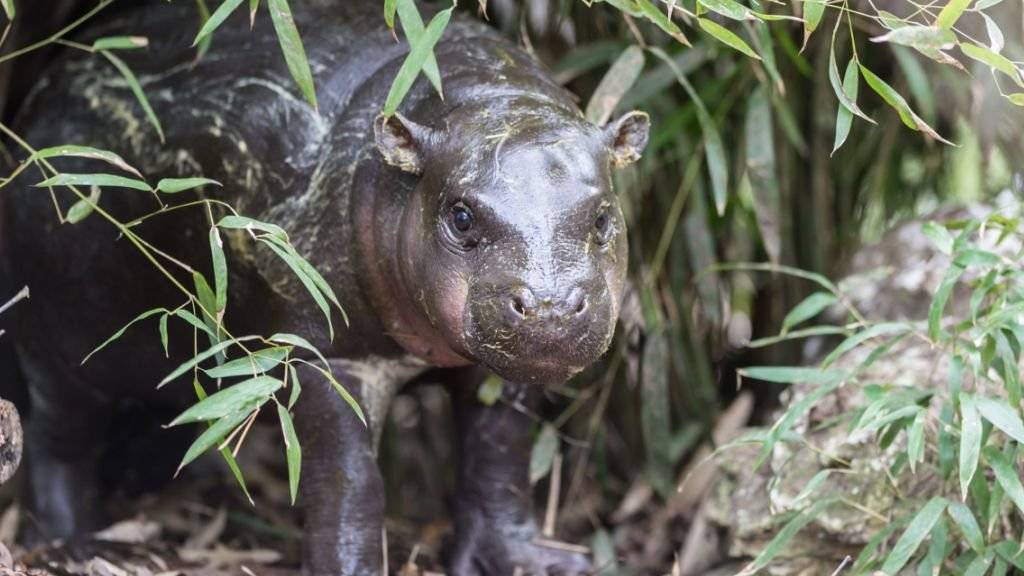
[594,210,611,244]
[450,204,474,234]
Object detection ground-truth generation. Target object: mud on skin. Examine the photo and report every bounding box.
[0,1,649,574]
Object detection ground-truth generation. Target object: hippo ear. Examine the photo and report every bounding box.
[374,113,435,175]
[604,110,650,168]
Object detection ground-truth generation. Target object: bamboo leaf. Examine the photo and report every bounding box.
[960,41,1023,86]
[986,446,1024,516]
[880,498,949,575]
[157,177,221,194]
[204,347,290,379]
[158,336,260,387]
[947,501,985,553]
[782,292,837,333]
[743,499,834,572]
[267,0,318,110]
[871,26,956,51]
[959,393,982,499]
[178,407,255,471]
[31,145,143,178]
[832,58,859,154]
[394,0,443,96]
[36,173,150,192]
[529,424,559,484]
[935,0,973,29]
[169,375,283,425]
[101,51,165,143]
[974,395,1024,444]
[585,45,645,126]
[859,63,953,144]
[802,0,826,50]
[82,308,166,364]
[277,403,301,504]
[829,44,874,124]
[210,227,228,313]
[698,18,761,60]
[193,0,245,46]
[66,186,101,224]
[217,215,288,240]
[382,6,453,116]
[92,36,149,51]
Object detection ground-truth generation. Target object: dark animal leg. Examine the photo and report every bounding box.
[294,358,406,576]
[22,369,108,543]
[448,372,591,576]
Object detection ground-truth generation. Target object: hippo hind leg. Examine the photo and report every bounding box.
[446,369,592,576]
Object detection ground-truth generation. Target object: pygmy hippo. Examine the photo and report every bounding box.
[0,1,648,574]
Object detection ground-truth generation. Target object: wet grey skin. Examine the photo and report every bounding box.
[0,2,648,575]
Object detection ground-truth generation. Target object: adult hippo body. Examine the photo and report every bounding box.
[1,1,647,574]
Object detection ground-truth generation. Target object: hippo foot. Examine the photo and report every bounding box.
[447,525,592,576]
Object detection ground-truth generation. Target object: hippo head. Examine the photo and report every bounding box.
[374,99,648,384]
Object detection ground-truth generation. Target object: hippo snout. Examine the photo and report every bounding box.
[504,285,588,326]
[468,279,615,384]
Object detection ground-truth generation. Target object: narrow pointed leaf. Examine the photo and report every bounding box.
[157,177,221,194]
[277,404,302,504]
[101,51,164,143]
[267,0,318,109]
[880,498,948,574]
[92,36,149,51]
[832,58,859,154]
[193,0,245,46]
[394,0,442,96]
[83,308,166,364]
[382,5,452,116]
[158,336,259,387]
[32,145,143,178]
[698,18,760,59]
[36,173,150,192]
[169,375,283,425]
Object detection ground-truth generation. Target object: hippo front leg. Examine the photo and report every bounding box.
[293,358,417,576]
[448,373,592,576]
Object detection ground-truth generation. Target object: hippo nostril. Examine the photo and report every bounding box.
[510,296,527,318]
[575,297,587,315]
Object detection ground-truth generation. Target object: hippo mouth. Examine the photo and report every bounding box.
[465,293,616,385]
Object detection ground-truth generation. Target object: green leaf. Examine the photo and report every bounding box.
[822,322,910,367]
[923,221,954,254]
[193,379,253,503]
[65,185,101,224]
[930,263,966,340]
[174,309,217,340]
[959,393,982,499]
[217,215,288,240]
[0,0,13,21]
[947,501,985,554]
[209,227,228,313]
[880,498,948,574]
[634,0,690,45]
[287,364,301,410]
[738,366,846,384]
[159,312,169,357]
[260,235,345,324]
[960,41,1023,86]
[204,347,290,378]
[277,403,302,504]
[31,145,143,178]
[907,410,926,472]
[698,18,761,60]
[258,237,334,340]
[169,375,283,425]
[267,0,318,110]
[195,0,213,57]
[158,336,259,387]
[974,395,1024,443]
[935,0,973,29]
[782,292,837,333]
[92,36,149,51]
[82,308,165,364]
[747,325,849,348]
[394,0,443,96]
[871,25,956,51]
[477,374,503,406]
[986,446,1024,516]
[249,0,260,26]
[156,177,221,194]
[792,469,833,503]
[697,0,754,21]
[585,45,645,126]
[859,63,953,144]
[384,0,398,28]
[648,47,728,215]
[746,499,833,571]
[382,5,452,116]
[802,0,826,49]
[529,424,559,484]
[270,333,329,368]
[36,173,150,192]
[829,45,874,124]
[100,51,165,143]
[832,58,859,154]
[193,0,245,46]
[178,406,255,471]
